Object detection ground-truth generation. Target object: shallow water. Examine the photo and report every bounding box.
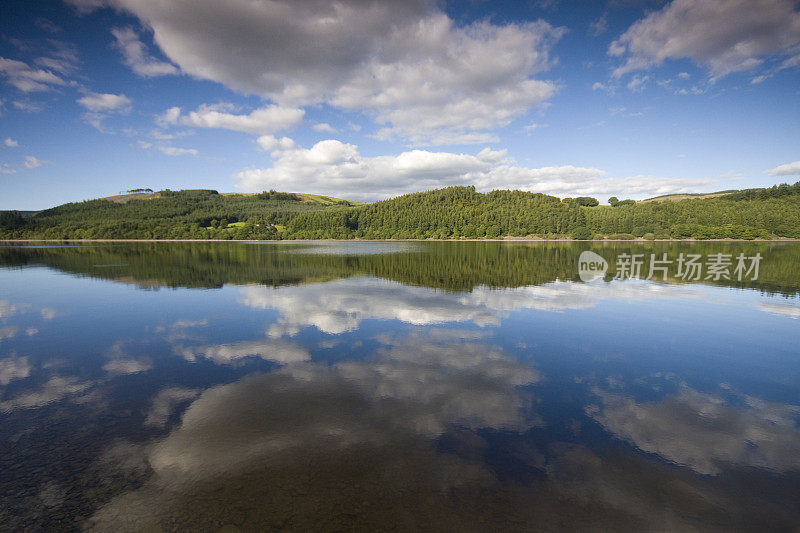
[1,241,799,531]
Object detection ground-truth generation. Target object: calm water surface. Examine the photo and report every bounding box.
[1,241,799,531]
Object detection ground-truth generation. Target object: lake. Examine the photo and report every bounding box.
[1,241,799,531]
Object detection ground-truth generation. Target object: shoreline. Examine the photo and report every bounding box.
[2,238,800,243]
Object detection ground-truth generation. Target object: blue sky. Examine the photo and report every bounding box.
[1,0,799,209]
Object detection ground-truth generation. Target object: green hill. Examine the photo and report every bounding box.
[1,181,799,240]
[0,189,358,240]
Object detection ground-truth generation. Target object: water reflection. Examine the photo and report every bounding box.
[88,331,540,530]
[1,242,799,529]
[240,278,701,336]
[589,384,800,475]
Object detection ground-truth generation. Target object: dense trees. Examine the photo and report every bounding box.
[1,181,799,240]
[583,183,800,239]
[0,189,331,240]
[287,187,585,239]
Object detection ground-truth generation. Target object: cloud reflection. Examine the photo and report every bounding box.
[0,353,31,385]
[240,278,699,336]
[588,385,800,475]
[87,331,540,529]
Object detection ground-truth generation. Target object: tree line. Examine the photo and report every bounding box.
[1,181,799,240]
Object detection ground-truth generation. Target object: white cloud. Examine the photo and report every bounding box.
[155,106,180,128]
[610,0,800,79]
[523,123,546,134]
[4,137,19,147]
[111,27,178,77]
[76,0,564,145]
[769,160,800,176]
[77,92,132,112]
[156,146,198,157]
[626,74,649,92]
[234,135,713,201]
[312,122,337,133]
[158,103,304,135]
[13,100,44,113]
[137,138,198,157]
[0,56,66,92]
[34,41,80,76]
[24,156,43,169]
[77,92,132,132]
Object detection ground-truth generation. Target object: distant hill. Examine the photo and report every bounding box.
[1,181,799,240]
[98,190,360,206]
[639,190,738,203]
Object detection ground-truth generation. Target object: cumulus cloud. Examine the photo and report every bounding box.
[68,0,564,144]
[155,146,198,157]
[769,160,800,176]
[311,122,337,133]
[609,0,800,79]
[77,92,132,132]
[76,92,131,112]
[234,136,713,201]
[626,74,649,92]
[4,137,19,147]
[23,156,43,169]
[0,56,66,92]
[157,103,304,135]
[111,27,178,77]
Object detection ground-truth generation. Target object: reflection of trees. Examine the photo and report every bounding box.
[1,242,799,295]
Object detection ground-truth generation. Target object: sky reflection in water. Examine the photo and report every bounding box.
[0,242,799,530]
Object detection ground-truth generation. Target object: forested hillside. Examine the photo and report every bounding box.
[1,182,799,240]
[287,187,583,239]
[0,189,355,240]
[583,182,800,239]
